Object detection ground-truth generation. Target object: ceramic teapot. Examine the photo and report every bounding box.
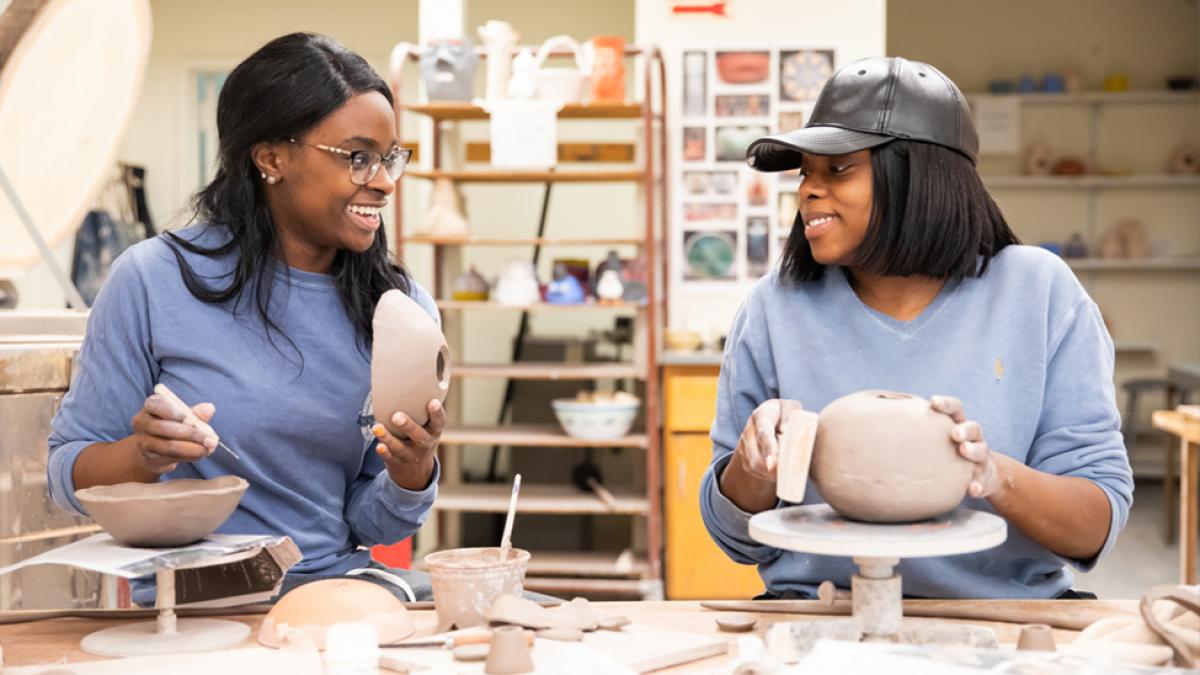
[777,390,973,522]
[371,290,451,431]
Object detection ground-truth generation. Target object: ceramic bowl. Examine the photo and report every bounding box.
[551,398,640,441]
[76,476,248,547]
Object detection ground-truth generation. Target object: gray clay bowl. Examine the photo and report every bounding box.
[76,476,248,547]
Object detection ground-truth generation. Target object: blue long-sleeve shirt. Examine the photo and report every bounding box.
[48,224,439,577]
[700,245,1133,599]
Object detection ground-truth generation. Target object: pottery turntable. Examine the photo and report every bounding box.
[749,390,1010,647]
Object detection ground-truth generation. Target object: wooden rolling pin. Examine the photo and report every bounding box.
[700,599,1136,631]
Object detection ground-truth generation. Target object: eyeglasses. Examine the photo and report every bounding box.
[288,138,412,185]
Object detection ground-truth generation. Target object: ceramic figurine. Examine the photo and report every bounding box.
[1023,141,1054,176]
[1103,73,1129,92]
[596,269,624,304]
[1099,219,1149,260]
[416,178,470,238]
[586,35,625,103]
[1064,69,1084,93]
[478,20,519,101]
[546,262,585,304]
[1052,157,1088,176]
[371,290,451,430]
[494,260,541,306]
[1039,73,1065,93]
[452,266,490,301]
[777,390,974,523]
[507,47,539,99]
[420,38,478,101]
[1063,233,1088,258]
[1018,74,1036,92]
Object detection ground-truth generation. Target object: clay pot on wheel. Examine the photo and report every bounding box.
[809,390,973,522]
[371,290,451,431]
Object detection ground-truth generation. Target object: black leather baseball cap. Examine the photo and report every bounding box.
[747,56,979,171]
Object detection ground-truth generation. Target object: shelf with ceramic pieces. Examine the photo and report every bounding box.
[434,483,650,515]
[1066,257,1200,271]
[405,169,646,183]
[439,424,648,449]
[402,101,644,120]
[1113,341,1158,354]
[407,235,646,247]
[451,362,645,381]
[437,299,645,312]
[966,90,1200,105]
[983,175,1200,190]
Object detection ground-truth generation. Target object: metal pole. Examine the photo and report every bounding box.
[0,163,89,309]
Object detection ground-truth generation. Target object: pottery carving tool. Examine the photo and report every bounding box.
[500,473,521,560]
[153,383,240,459]
[388,630,534,649]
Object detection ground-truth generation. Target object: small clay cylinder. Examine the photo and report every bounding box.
[1017,623,1056,652]
[485,626,535,674]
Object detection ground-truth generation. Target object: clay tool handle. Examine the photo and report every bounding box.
[586,477,620,512]
[500,473,521,560]
[389,630,535,649]
[153,383,240,460]
[700,598,1134,632]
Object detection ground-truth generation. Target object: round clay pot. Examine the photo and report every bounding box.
[810,390,971,522]
[75,476,247,547]
[371,289,451,431]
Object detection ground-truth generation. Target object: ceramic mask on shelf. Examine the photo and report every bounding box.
[534,35,590,104]
[371,289,451,431]
[478,20,519,101]
[419,38,478,101]
[416,178,469,238]
[776,390,974,523]
[494,259,541,306]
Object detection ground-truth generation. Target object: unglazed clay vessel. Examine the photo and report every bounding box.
[809,390,972,522]
[1017,624,1056,651]
[258,578,415,650]
[484,626,535,674]
[371,289,451,431]
[75,476,247,547]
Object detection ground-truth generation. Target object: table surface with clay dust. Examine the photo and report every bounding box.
[0,599,1139,672]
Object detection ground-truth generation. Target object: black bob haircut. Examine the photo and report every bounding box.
[779,140,1020,284]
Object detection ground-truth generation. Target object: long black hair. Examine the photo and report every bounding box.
[779,140,1020,284]
[165,32,409,356]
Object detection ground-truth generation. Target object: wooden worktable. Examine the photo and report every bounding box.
[1153,407,1200,585]
[0,600,1140,671]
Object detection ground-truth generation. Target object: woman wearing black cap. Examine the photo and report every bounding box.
[700,57,1133,599]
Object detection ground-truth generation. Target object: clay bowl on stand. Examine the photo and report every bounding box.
[75,476,248,547]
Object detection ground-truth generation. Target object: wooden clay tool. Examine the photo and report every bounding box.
[153,383,240,459]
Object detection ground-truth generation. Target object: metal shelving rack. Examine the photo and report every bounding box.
[390,45,668,598]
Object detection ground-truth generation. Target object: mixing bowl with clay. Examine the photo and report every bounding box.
[425,547,529,631]
[76,475,248,547]
[811,390,973,522]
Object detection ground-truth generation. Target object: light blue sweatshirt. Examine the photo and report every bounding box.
[48,224,439,578]
[700,245,1133,598]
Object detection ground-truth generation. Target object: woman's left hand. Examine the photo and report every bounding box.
[372,399,446,491]
[930,395,1008,498]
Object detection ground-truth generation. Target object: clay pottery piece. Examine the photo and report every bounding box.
[1052,157,1087,176]
[494,260,541,306]
[1016,623,1056,651]
[716,615,758,633]
[1062,232,1088,258]
[817,580,850,607]
[534,35,589,104]
[420,38,478,101]
[425,548,530,631]
[76,476,247,547]
[488,594,597,631]
[715,51,769,84]
[485,626,535,674]
[586,35,626,103]
[416,178,470,238]
[596,615,631,631]
[452,265,490,301]
[258,579,415,650]
[1168,144,1200,175]
[454,643,491,662]
[507,48,539,99]
[810,390,971,522]
[596,269,624,303]
[478,20,519,101]
[1139,585,1200,668]
[537,627,584,642]
[371,289,451,431]
[1022,141,1053,176]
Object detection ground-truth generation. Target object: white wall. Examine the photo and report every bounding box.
[635,0,888,333]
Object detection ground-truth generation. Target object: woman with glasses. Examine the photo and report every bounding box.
[47,33,440,602]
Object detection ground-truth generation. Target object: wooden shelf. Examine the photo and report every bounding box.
[984,175,1200,190]
[452,363,644,380]
[967,90,1200,105]
[1067,258,1200,271]
[403,102,644,120]
[523,576,647,597]
[1114,341,1158,354]
[439,425,648,449]
[526,551,649,578]
[406,235,645,247]
[434,484,649,515]
[405,169,645,183]
[437,300,645,312]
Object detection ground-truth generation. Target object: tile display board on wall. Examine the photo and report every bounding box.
[676,47,834,287]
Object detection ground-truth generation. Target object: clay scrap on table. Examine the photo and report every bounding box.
[485,625,535,674]
[487,594,601,631]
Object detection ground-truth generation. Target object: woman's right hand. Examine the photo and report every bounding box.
[128,394,219,474]
[718,399,805,513]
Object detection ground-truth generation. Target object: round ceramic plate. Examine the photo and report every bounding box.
[685,231,736,280]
